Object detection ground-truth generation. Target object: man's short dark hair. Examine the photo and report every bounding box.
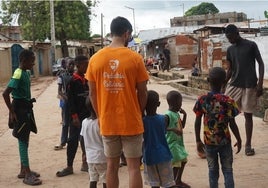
[110,16,133,36]
[225,24,239,34]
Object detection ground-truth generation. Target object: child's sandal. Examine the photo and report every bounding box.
[23,174,42,186]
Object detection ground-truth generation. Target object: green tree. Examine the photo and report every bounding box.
[0,0,94,57]
[185,2,219,16]
[265,10,268,19]
[92,34,101,38]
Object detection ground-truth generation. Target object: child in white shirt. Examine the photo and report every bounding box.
[80,98,107,188]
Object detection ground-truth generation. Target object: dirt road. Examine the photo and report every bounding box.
[0,76,268,188]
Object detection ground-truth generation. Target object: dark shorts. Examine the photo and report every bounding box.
[11,99,37,141]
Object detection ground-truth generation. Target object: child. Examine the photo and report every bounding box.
[158,53,165,71]
[54,57,75,150]
[191,57,199,77]
[56,55,90,177]
[143,90,175,188]
[80,98,107,188]
[2,49,42,186]
[165,90,190,188]
[193,67,242,188]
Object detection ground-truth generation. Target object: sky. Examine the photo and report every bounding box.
[90,0,268,35]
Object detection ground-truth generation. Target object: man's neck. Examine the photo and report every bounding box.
[236,36,243,44]
[109,36,126,48]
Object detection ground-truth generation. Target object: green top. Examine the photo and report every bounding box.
[165,110,188,162]
[7,68,31,101]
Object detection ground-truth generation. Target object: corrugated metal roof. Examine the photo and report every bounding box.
[138,21,266,43]
[138,25,202,43]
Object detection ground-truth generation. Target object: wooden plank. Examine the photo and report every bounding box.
[158,78,188,84]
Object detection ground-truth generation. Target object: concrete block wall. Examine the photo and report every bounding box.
[157,72,184,80]
[188,75,209,90]
[157,72,268,118]
[254,88,268,118]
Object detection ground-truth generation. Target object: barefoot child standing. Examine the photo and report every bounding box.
[165,90,190,188]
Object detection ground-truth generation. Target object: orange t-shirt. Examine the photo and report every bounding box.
[85,47,149,136]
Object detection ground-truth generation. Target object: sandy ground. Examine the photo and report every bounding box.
[0,75,268,188]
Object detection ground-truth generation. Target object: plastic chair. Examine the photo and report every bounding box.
[153,62,160,70]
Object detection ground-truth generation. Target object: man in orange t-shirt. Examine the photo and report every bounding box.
[85,16,149,188]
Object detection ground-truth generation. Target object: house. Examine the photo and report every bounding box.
[0,34,96,84]
[0,41,52,83]
[170,12,247,27]
[138,26,200,69]
[0,25,22,40]
[138,20,267,79]
[193,23,268,79]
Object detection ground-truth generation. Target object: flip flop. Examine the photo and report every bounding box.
[18,171,40,179]
[56,168,73,177]
[23,174,42,186]
[245,146,255,156]
[54,145,64,150]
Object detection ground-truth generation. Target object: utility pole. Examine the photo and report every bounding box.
[179,3,185,32]
[30,2,36,51]
[125,6,136,36]
[101,13,104,48]
[50,0,56,65]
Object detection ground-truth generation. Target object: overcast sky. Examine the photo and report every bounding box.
[90,0,268,35]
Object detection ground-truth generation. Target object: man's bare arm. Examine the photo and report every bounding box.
[136,81,148,115]
[256,54,265,97]
[222,60,232,92]
[88,81,99,118]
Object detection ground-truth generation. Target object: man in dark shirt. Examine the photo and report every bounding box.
[163,44,171,72]
[224,24,264,156]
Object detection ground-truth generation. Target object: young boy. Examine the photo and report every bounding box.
[143,90,175,188]
[56,55,90,177]
[80,98,107,188]
[2,49,42,186]
[54,57,75,150]
[193,67,242,188]
[165,90,190,188]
